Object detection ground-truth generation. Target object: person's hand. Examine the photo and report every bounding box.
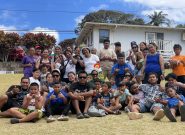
[100,98,104,104]
[35,95,40,101]
[77,95,84,101]
[58,93,65,99]
[12,88,20,94]
[154,98,161,103]
[27,94,33,101]
[175,94,181,99]
[115,68,120,72]
[50,95,56,100]
[28,63,32,67]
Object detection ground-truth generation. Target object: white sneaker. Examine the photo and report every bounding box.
[128,112,143,120]
[153,109,165,121]
[57,115,69,121]
[124,106,130,113]
[47,115,56,123]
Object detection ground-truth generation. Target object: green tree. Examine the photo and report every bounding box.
[75,10,145,34]
[58,38,76,50]
[176,24,185,28]
[148,11,170,26]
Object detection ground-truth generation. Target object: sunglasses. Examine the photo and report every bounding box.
[52,75,60,77]
[92,74,98,76]
[125,75,131,77]
[79,76,87,79]
[132,47,137,49]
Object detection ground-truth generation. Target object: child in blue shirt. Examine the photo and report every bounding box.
[45,82,70,123]
[155,87,185,122]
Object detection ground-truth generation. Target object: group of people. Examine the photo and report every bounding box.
[0,39,185,124]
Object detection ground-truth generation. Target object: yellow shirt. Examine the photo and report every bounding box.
[171,55,185,76]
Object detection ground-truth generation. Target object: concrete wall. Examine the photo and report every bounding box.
[0,62,22,73]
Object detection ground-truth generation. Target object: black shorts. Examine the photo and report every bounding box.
[1,98,21,112]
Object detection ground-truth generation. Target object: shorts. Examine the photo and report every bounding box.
[18,108,43,119]
[1,98,21,112]
[138,102,163,113]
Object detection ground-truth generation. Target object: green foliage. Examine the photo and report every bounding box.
[58,38,76,50]
[148,11,170,26]
[75,10,145,34]
[176,24,185,28]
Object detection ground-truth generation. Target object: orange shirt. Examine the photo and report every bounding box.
[171,55,185,76]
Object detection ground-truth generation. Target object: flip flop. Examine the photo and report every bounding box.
[163,107,177,122]
[180,105,185,122]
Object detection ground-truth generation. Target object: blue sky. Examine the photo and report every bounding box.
[0,0,185,43]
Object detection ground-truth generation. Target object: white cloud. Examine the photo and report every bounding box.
[74,15,85,26]
[30,27,60,43]
[121,0,185,23]
[0,25,17,33]
[89,4,109,12]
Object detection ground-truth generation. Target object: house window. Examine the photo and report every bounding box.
[156,33,164,40]
[99,29,110,43]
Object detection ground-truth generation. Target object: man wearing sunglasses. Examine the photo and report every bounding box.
[68,70,94,119]
[0,77,30,117]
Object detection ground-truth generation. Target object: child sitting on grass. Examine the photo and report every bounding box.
[155,87,185,122]
[113,81,132,111]
[9,83,44,124]
[97,82,122,114]
[45,82,69,123]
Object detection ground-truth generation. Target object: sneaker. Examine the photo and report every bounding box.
[10,118,19,124]
[128,112,143,120]
[163,107,177,122]
[114,110,122,115]
[57,115,69,121]
[83,112,90,118]
[153,109,165,121]
[124,106,130,113]
[76,113,84,119]
[180,105,185,121]
[46,115,56,123]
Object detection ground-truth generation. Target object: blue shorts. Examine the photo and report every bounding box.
[138,102,163,113]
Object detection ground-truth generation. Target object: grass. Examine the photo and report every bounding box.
[1,73,185,135]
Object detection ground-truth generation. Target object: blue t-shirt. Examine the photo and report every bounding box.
[98,92,113,107]
[111,63,133,86]
[47,90,69,105]
[166,95,185,108]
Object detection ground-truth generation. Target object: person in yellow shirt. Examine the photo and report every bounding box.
[170,44,185,83]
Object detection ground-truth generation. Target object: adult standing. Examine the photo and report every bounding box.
[35,49,54,72]
[61,50,77,83]
[22,47,35,77]
[169,44,185,84]
[73,47,85,73]
[98,39,117,79]
[141,42,164,84]
[82,47,99,74]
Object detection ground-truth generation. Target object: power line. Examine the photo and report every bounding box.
[0,29,75,33]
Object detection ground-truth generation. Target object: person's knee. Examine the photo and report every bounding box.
[0,95,8,103]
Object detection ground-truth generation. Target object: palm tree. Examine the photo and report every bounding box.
[148,11,170,26]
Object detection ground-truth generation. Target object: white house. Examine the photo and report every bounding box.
[76,22,185,60]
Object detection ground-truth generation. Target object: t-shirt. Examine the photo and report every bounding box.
[170,55,185,76]
[22,55,35,77]
[73,55,85,73]
[98,48,117,70]
[98,92,113,107]
[113,89,131,103]
[132,91,144,103]
[83,54,99,74]
[47,90,69,105]
[69,82,93,93]
[165,95,185,108]
[63,59,76,78]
